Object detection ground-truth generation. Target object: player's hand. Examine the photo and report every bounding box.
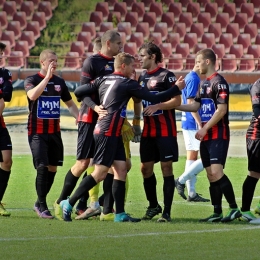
[175,76,185,90]
[195,128,207,141]
[94,105,107,119]
[46,61,55,79]
[143,104,158,116]
[132,125,141,142]
[121,120,134,142]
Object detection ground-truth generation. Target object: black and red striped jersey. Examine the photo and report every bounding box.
[247,79,260,140]
[78,52,114,123]
[195,72,230,140]
[24,72,72,135]
[138,67,180,137]
[74,73,181,137]
[0,68,13,129]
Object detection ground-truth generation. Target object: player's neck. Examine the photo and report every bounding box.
[39,69,47,77]
[205,67,216,78]
[146,63,158,72]
[100,49,113,59]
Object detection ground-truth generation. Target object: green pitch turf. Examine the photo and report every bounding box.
[0,155,259,260]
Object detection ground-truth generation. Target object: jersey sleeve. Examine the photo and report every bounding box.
[74,79,100,98]
[164,71,177,89]
[80,56,95,85]
[2,69,13,102]
[24,76,36,93]
[60,79,72,102]
[215,78,229,105]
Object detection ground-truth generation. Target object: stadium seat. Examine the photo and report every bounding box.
[241,3,254,23]
[193,43,208,54]
[130,32,144,49]
[201,33,216,48]
[179,13,193,32]
[239,54,255,72]
[0,0,6,9]
[13,12,27,31]
[185,54,196,70]
[186,2,200,21]
[14,0,23,9]
[255,35,260,45]
[117,22,131,41]
[161,12,175,32]
[95,2,109,21]
[166,33,180,52]
[6,21,21,40]
[77,32,92,50]
[125,12,138,29]
[197,0,211,9]
[25,21,41,40]
[172,23,186,42]
[105,0,118,10]
[142,0,155,11]
[204,3,218,21]
[215,0,229,10]
[148,32,162,46]
[184,33,198,51]
[7,51,24,68]
[0,40,11,57]
[180,0,193,9]
[30,0,41,10]
[136,22,150,40]
[20,1,34,20]
[46,0,58,10]
[237,34,251,53]
[230,44,244,59]
[176,43,189,58]
[226,23,240,43]
[161,0,174,7]
[149,2,163,19]
[2,1,16,19]
[14,41,30,57]
[234,0,247,9]
[20,31,35,49]
[81,22,96,40]
[244,23,258,43]
[208,23,222,43]
[131,2,145,21]
[190,23,204,42]
[32,12,47,31]
[252,13,260,33]
[114,2,127,19]
[167,53,184,71]
[168,2,182,22]
[159,43,173,59]
[251,0,260,12]
[1,31,15,48]
[215,13,230,32]
[247,45,260,58]
[70,41,85,57]
[233,13,248,33]
[123,0,136,11]
[107,12,121,24]
[197,13,211,32]
[123,42,137,56]
[154,23,168,42]
[64,52,81,70]
[142,12,157,30]
[223,3,236,22]
[221,54,237,72]
[38,1,53,20]
[212,44,226,59]
[99,22,114,33]
[219,33,233,53]
[89,11,103,30]
[0,11,8,30]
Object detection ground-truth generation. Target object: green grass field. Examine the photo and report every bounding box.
[1,155,259,260]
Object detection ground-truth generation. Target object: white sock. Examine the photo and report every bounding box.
[186,175,197,198]
[90,201,100,209]
[179,160,195,184]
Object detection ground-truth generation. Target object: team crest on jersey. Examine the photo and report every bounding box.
[206,87,211,94]
[0,77,3,84]
[200,87,204,94]
[104,65,113,71]
[139,81,145,88]
[150,80,157,88]
[54,85,61,92]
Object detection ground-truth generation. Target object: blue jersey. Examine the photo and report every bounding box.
[181,71,200,130]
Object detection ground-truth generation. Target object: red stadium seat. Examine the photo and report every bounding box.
[190,23,204,42]
[176,43,190,58]
[233,13,248,32]
[70,41,85,57]
[186,2,200,21]
[2,1,16,19]
[230,44,244,59]
[161,12,175,32]
[81,22,96,40]
[167,54,184,71]
[130,32,144,49]
[256,35,260,45]
[0,11,8,30]
[14,41,30,57]
[107,12,121,24]
[32,12,47,31]
[89,11,103,30]
[1,31,15,48]
[204,3,218,21]
[180,0,193,9]
[166,33,180,52]
[63,52,81,70]
[252,13,260,33]
[131,2,145,21]
[114,2,127,19]
[6,21,21,40]
[161,0,174,7]
[123,42,137,56]
[201,33,216,48]
[46,0,58,10]
[0,0,6,9]
[142,12,157,30]
[105,0,118,11]
[168,2,182,22]
[95,2,109,20]
[149,2,163,19]
[215,0,229,9]
[136,22,150,40]
[241,3,254,23]
[99,22,114,33]
[20,31,35,49]
[148,32,162,46]
[159,43,173,59]
[208,23,222,43]
[215,13,230,32]
[142,0,155,11]
[219,33,233,53]
[38,1,53,20]
[239,54,255,72]
[7,51,24,68]
[193,43,208,54]
[172,23,186,42]
[244,23,258,43]
[0,40,11,57]
[20,1,34,20]
[154,23,168,42]
[223,3,236,22]
[30,0,41,10]
[123,0,136,11]
[237,33,251,53]
[184,33,198,51]
[251,0,260,12]
[179,13,193,32]
[13,12,27,31]
[212,44,226,59]
[197,13,211,32]
[25,21,41,40]
[234,0,247,9]
[185,54,196,70]
[221,54,237,72]
[247,45,260,58]
[77,32,92,50]
[226,23,240,43]
[117,22,131,41]
[197,0,211,9]
[125,12,138,29]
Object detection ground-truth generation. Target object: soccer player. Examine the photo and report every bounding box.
[53,30,123,220]
[137,42,182,222]
[0,42,13,216]
[240,78,260,223]
[24,49,79,219]
[175,65,210,202]
[176,48,241,222]
[60,52,185,222]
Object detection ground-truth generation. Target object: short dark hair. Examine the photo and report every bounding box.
[101,30,121,45]
[0,42,6,52]
[139,41,163,64]
[196,48,216,65]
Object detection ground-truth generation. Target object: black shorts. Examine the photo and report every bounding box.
[76,121,95,160]
[200,139,229,168]
[93,134,126,168]
[28,132,63,169]
[0,127,12,162]
[140,136,178,163]
[247,138,260,173]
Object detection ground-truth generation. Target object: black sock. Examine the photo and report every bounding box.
[0,168,11,201]
[241,175,258,212]
[98,194,104,206]
[112,179,125,214]
[77,172,89,207]
[209,181,223,214]
[36,166,49,212]
[103,173,114,214]
[219,174,238,209]
[163,175,175,215]
[143,173,158,208]
[69,175,97,206]
[46,171,56,195]
[57,169,79,204]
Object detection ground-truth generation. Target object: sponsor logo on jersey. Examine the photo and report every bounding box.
[150,80,157,88]
[104,65,113,71]
[54,85,61,92]
[206,87,211,94]
[0,77,3,84]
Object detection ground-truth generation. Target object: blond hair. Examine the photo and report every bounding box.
[39,49,57,62]
[114,52,135,69]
